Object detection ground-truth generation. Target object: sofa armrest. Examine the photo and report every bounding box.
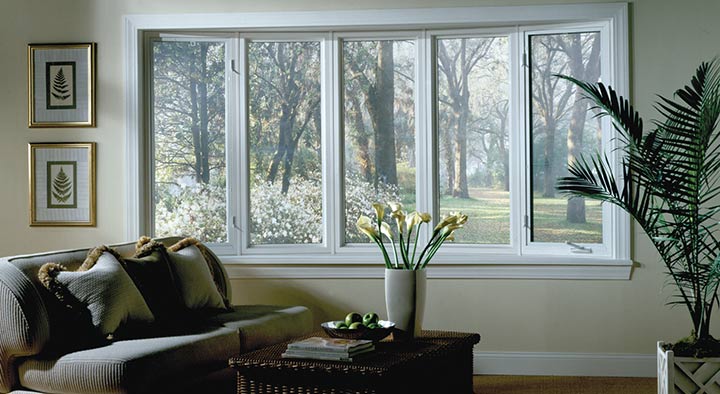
[0,263,50,393]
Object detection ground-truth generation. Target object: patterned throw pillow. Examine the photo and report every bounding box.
[38,247,155,340]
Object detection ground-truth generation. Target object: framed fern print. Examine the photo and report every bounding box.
[28,43,96,127]
[29,143,96,226]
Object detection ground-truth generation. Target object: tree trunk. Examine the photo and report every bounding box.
[452,40,470,199]
[348,95,373,183]
[444,116,456,195]
[190,78,202,183]
[198,43,210,184]
[565,34,601,223]
[542,116,557,198]
[267,104,293,184]
[498,105,510,192]
[366,41,398,187]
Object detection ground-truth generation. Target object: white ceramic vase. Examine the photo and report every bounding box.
[384,268,426,340]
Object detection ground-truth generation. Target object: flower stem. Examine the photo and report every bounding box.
[415,229,440,270]
[421,233,450,269]
[410,222,422,268]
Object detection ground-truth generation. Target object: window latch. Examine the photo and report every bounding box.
[231,60,240,75]
[566,241,592,254]
[232,216,242,232]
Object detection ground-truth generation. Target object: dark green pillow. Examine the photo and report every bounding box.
[122,246,185,322]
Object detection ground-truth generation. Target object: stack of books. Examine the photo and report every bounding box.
[282,337,375,362]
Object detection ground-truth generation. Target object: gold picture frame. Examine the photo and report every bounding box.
[29,143,96,226]
[28,43,96,128]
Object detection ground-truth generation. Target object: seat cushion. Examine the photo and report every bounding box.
[205,305,313,352]
[17,326,239,394]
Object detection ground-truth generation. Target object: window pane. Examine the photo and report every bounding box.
[529,32,603,243]
[343,40,416,243]
[151,40,228,243]
[437,36,510,244]
[248,41,322,245]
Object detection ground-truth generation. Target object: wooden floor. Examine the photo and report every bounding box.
[474,375,656,394]
[197,371,657,393]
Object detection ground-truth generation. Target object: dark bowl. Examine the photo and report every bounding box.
[321,320,395,341]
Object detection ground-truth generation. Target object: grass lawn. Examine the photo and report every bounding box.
[440,188,602,244]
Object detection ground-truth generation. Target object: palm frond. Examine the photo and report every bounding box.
[555,59,720,340]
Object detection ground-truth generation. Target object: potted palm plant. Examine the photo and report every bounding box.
[556,60,720,393]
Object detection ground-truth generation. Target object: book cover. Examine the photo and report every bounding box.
[282,346,374,362]
[283,345,375,359]
[287,337,374,353]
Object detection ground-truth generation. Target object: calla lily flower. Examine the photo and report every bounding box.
[357,215,373,228]
[442,223,464,235]
[389,202,403,213]
[392,210,407,232]
[434,214,458,231]
[372,202,385,221]
[356,216,379,239]
[380,222,393,240]
[359,202,467,270]
[406,212,422,229]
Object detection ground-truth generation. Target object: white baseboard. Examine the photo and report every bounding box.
[473,351,656,377]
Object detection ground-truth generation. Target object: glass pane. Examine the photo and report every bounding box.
[248,41,322,245]
[437,36,510,244]
[342,40,416,243]
[529,32,603,243]
[152,40,228,243]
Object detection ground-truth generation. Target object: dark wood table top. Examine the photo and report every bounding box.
[229,330,480,377]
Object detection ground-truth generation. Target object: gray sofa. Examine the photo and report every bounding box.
[0,237,313,394]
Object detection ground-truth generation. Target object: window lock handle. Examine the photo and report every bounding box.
[566,241,592,254]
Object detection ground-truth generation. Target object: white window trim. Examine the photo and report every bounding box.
[124,3,632,279]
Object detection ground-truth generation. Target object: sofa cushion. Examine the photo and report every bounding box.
[165,245,226,311]
[206,305,313,352]
[17,326,239,394]
[38,250,154,340]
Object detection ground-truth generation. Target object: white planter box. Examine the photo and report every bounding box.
[658,341,720,394]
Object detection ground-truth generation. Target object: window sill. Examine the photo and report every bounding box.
[220,256,634,280]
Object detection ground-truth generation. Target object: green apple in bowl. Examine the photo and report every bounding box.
[363,312,379,326]
[345,312,363,326]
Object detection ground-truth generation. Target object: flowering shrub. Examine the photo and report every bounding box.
[155,172,402,245]
[155,182,228,243]
[344,175,401,243]
[250,175,323,244]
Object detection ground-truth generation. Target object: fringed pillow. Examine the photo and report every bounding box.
[38,247,155,340]
[124,240,185,322]
[157,237,229,311]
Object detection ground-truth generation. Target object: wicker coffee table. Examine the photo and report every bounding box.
[229,330,480,394]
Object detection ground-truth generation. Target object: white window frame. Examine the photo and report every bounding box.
[144,32,240,256]
[521,23,615,258]
[125,3,631,279]
[240,33,331,255]
[334,31,426,256]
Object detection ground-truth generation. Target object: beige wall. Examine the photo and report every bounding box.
[1,0,718,354]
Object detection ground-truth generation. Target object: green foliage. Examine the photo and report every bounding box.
[52,68,70,100]
[556,60,720,343]
[52,167,72,203]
